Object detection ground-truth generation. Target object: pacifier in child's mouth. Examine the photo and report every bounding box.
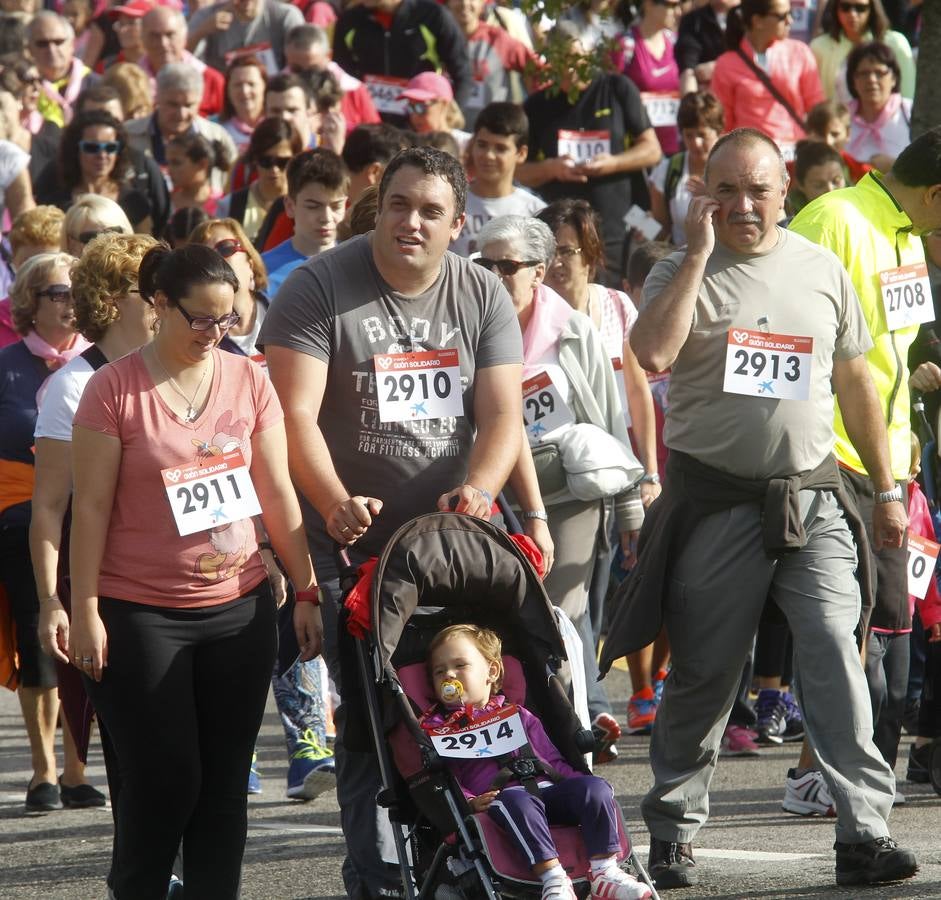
[441,679,464,703]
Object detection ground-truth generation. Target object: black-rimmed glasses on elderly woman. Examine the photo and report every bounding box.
[474,258,541,277]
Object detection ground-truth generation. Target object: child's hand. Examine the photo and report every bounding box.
[469,791,499,813]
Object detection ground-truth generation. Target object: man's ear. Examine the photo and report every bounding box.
[365,161,384,186]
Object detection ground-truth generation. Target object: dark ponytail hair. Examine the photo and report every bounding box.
[139,243,239,306]
[725,0,778,49]
[167,132,233,174]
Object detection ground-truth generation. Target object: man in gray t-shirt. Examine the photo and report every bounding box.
[625,130,915,891]
[187,0,304,74]
[259,147,523,899]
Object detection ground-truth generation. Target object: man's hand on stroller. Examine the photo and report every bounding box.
[468,790,499,813]
[438,483,493,518]
[294,601,324,661]
[328,496,383,544]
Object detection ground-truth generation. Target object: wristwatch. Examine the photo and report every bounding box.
[523,510,548,521]
[873,484,903,504]
[640,473,661,485]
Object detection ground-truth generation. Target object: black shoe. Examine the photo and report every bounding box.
[59,778,107,809]
[834,837,918,885]
[907,742,931,783]
[648,836,697,889]
[25,781,61,812]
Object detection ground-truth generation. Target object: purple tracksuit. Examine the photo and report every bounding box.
[421,695,622,865]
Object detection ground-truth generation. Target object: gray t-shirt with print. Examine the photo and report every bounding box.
[642,227,873,479]
[259,234,522,559]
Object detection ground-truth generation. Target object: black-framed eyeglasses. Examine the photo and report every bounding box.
[213,238,244,259]
[75,226,125,245]
[36,284,72,302]
[554,246,583,259]
[474,257,541,277]
[175,304,241,332]
[765,8,793,19]
[839,1,870,11]
[79,140,122,155]
[257,154,292,170]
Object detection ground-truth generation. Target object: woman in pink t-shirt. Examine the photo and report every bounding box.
[67,244,323,899]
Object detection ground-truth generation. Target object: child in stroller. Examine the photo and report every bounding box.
[421,624,652,900]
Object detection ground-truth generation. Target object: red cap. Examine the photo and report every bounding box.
[108,0,158,19]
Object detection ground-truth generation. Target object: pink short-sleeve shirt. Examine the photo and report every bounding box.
[74,348,283,608]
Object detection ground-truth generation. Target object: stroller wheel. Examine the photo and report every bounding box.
[930,739,941,797]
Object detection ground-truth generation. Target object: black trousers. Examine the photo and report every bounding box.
[84,584,276,900]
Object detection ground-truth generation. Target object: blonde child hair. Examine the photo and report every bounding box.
[429,624,505,692]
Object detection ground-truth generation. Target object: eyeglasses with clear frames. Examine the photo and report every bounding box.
[554,246,583,260]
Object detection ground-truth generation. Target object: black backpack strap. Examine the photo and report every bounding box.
[80,345,109,371]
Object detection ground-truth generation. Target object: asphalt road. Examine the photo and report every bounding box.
[0,663,938,900]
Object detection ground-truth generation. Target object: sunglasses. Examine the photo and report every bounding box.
[36,284,72,302]
[652,0,682,7]
[839,2,870,11]
[20,75,42,87]
[474,257,541,277]
[175,304,241,332]
[33,38,68,48]
[75,226,125,245]
[213,238,244,259]
[257,154,292,170]
[80,140,122,155]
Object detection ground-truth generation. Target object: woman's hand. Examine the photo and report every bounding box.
[38,598,71,664]
[68,609,108,682]
[619,530,640,570]
[294,601,324,661]
[260,547,287,607]
[469,790,499,813]
[523,517,555,576]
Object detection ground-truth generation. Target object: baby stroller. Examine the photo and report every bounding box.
[336,512,658,899]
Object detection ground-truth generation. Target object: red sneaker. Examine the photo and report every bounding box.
[592,713,621,765]
[627,687,657,734]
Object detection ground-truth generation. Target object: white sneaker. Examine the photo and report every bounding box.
[782,767,836,817]
[541,873,577,900]
[589,866,653,900]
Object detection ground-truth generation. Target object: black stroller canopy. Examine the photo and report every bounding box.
[368,513,566,673]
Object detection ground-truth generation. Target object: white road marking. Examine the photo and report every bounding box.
[249,822,344,836]
[634,846,823,862]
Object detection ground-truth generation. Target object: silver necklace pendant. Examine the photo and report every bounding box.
[184,406,197,423]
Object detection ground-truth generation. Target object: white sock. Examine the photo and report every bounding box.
[590,855,618,877]
[539,863,566,884]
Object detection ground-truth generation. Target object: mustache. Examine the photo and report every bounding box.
[727,212,762,225]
